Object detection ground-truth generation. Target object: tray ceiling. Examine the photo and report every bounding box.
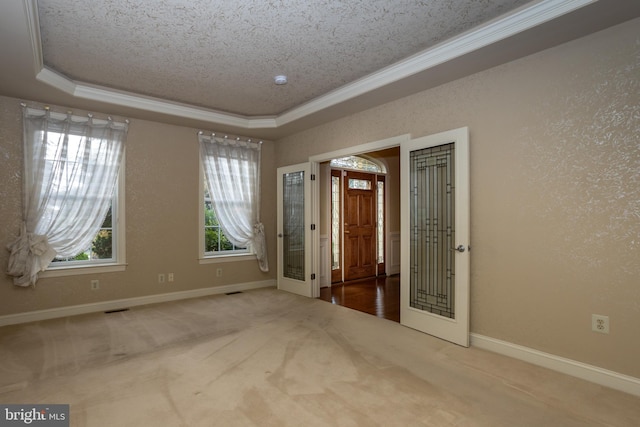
[1,0,639,137]
[37,0,530,116]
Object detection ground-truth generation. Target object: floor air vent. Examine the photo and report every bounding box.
[104,308,130,314]
[225,291,243,295]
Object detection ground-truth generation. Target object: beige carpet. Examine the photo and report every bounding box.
[0,287,638,426]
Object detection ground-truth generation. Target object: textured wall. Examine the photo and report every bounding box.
[0,97,276,316]
[275,19,640,377]
[1,15,637,380]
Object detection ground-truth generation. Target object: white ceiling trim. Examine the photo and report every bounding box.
[36,67,268,129]
[23,0,42,76]
[309,134,412,163]
[25,0,593,130]
[277,0,595,127]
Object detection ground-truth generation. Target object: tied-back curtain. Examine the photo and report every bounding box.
[6,106,127,287]
[199,134,268,272]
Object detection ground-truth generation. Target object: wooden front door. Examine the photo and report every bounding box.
[344,171,377,281]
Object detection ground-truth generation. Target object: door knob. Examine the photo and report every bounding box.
[453,245,466,253]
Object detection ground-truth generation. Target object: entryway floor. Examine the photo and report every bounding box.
[319,274,400,322]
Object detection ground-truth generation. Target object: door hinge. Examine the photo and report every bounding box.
[311,224,316,230]
[310,174,316,180]
[311,273,316,280]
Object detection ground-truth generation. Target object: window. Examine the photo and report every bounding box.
[377,176,385,267]
[330,155,385,173]
[40,131,126,272]
[198,134,267,271]
[348,178,372,190]
[331,173,341,271]
[203,182,248,255]
[52,206,115,264]
[7,107,127,286]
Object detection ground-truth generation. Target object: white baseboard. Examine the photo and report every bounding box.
[470,333,640,397]
[0,280,276,327]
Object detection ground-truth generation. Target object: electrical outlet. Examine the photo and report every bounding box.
[168,273,174,282]
[216,268,223,277]
[592,314,610,334]
[91,279,100,290]
[158,273,165,284]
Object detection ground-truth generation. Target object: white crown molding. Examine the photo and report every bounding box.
[35,68,277,128]
[23,0,42,76]
[36,67,76,95]
[276,0,595,127]
[309,133,411,163]
[25,0,594,131]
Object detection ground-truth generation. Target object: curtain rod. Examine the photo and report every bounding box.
[20,102,130,124]
[198,130,263,144]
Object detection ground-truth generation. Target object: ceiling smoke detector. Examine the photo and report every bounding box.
[274,75,288,85]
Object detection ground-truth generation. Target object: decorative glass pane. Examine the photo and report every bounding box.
[283,171,305,281]
[331,175,341,270]
[330,156,384,173]
[348,178,372,190]
[410,143,455,319]
[377,181,384,264]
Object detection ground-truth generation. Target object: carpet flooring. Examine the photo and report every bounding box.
[0,287,638,426]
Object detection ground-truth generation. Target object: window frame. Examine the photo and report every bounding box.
[39,151,127,277]
[198,161,255,264]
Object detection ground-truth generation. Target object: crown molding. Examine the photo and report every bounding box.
[275,0,594,127]
[35,67,278,129]
[23,0,43,75]
[26,0,594,131]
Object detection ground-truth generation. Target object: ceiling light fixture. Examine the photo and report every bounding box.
[274,75,288,85]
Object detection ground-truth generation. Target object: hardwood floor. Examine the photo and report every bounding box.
[319,274,400,322]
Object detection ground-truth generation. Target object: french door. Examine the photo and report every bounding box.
[400,127,470,347]
[277,163,314,297]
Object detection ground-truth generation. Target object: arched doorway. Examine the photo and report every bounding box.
[328,155,386,283]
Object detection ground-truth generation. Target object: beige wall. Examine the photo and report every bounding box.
[0,17,637,379]
[275,19,640,378]
[0,97,277,316]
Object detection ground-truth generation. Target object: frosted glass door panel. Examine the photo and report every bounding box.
[283,171,305,281]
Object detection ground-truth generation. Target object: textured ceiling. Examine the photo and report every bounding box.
[37,0,531,117]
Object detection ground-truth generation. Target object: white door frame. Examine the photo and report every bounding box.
[307,129,470,347]
[309,134,411,293]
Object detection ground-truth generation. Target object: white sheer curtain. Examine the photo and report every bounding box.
[199,134,268,272]
[6,106,127,287]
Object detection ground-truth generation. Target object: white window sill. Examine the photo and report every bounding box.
[199,254,256,264]
[40,263,127,278]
